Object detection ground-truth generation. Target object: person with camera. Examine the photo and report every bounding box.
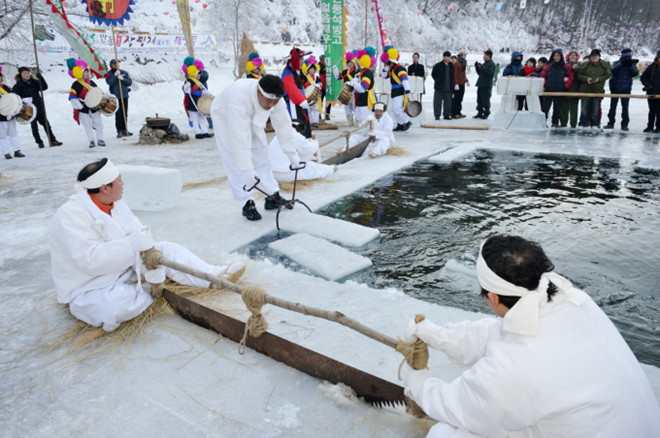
[641,54,660,133]
[13,67,62,148]
[474,49,495,119]
[604,49,639,131]
[576,49,611,129]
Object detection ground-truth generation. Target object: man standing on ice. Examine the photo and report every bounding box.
[473,49,495,120]
[50,158,244,332]
[210,74,301,221]
[402,234,660,437]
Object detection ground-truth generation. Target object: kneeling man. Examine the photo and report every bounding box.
[50,158,243,331]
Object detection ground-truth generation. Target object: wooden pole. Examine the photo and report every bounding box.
[29,0,53,147]
[318,124,365,148]
[364,0,368,47]
[421,124,489,130]
[111,24,129,136]
[541,92,658,99]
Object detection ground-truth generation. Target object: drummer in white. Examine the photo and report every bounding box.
[0,69,26,159]
[68,63,106,148]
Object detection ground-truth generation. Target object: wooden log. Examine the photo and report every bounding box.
[421,124,489,130]
[540,92,658,99]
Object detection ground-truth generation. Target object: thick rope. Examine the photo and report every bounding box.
[394,314,430,419]
[238,285,269,354]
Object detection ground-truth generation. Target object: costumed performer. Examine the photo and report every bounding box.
[181,57,213,139]
[50,158,244,332]
[302,57,322,128]
[0,68,26,159]
[402,234,660,438]
[380,46,412,131]
[348,47,377,125]
[332,51,357,125]
[210,74,301,221]
[281,47,312,138]
[67,58,106,148]
[244,52,265,80]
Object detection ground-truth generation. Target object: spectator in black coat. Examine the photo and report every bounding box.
[104,59,134,138]
[474,49,495,119]
[13,67,62,148]
[640,54,660,133]
[431,51,454,120]
[605,48,639,131]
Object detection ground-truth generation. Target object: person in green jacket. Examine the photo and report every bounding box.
[576,49,611,128]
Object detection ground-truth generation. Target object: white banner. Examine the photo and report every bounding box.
[520,0,527,8]
[37,29,219,54]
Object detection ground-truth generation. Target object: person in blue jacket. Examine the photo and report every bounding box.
[604,48,639,131]
[502,51,525,110]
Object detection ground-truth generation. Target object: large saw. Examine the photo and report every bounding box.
[162,288,405,408]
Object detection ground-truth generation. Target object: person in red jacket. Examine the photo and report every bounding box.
[540,49,574,128]
[281,47,312,138]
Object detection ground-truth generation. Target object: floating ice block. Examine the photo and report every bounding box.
[118,165,182,211]
[277,209,380,247]
[268,233,373,281]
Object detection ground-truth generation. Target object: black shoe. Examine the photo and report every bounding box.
[203,133,214,138]
[655,129,660,134]
[643,127,653,133]
[621,126,629,131]
[4,153,12,159]
[37,141,44,149]
[481,114,490,120]
[473,114,483,119]
[14,151,25,158]
[264,191,291,210]
[89,141,95,148]
[195,134,204,139]
[443,116,451,120]
[603,124,614,130]
[50,139,63,146]
[242,200,262,221]
[434,116,440,121]
[117,131,126,138]
[97,140,106,147]
[126,131,133,136]
[401,121,412,131]
[393,124,403,132]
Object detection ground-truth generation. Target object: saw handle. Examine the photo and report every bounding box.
[242,176,261,193]
[289,161,307,171]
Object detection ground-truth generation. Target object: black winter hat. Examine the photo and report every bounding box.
[18,66,31,73]
[589,49,601,57]
[484,49,493,57]
[621,48,632,57]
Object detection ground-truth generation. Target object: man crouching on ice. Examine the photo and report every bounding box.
[401,234,660,437]
[50,158,244,331]
[210,74,301,221]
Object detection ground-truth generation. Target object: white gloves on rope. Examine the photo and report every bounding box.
[299,100,309,110]
[129,227,155,252]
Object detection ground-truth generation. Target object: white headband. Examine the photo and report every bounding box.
[257,83,279,100]
[74,159,119,191]
[373,102,385,111]
[476,240,589,335]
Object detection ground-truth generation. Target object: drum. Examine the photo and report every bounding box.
[338,84,353,105]
[197,94,215,116]
[0,93,22,117]
[15,102,37,124]
[405,100,422,118]
[305,85,321,104]
[84,87,104,109]
[99,95,118,116]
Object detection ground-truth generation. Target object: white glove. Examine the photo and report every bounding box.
[403,317,442,344]
[22,97,33,104]
[454,84,459,91]
[129,227,155,251]
[115,69,122,77]
[332,65,340,78]
[183,84,191,94]
[242,170,259,190]
[403,368,435,400]
[299,100,309,110]
[359,114,375,128]
[349,77,360,87]
[286,152,301,169]
[70,99,83,110]
[383,65,390,72]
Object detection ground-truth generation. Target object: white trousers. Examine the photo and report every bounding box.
[309,107,320,125]
[68,241,230,332]
[188,110,209,135]
[79,111,104,142]
[0,120,20,154]
[215,133,280,209]
[391,95,410,124]
[366,138,391,157]
[343,97,355,115]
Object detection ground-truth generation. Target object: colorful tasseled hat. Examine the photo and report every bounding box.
[356,49,372,69]
[181,56,204,77]
[302,56,318,74]
[67,58,88,79]
[246,52,265,72]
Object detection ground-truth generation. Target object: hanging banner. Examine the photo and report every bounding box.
[34,24,56,41]
[44,0,107,77]
[321,0,344,102]
[175,0,194,57]
[81,0,135,26]
[520,0,527,8]
[371,0,392,50]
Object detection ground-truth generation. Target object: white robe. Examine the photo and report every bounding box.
[50,193,236,331]
[210,79,298,207]
[405,293,660,438]
[349,113,396,157]
[268,132,335,182]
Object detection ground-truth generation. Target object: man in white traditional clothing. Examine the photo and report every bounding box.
[210,74,301,221]
[348,102,395,158]
[50,158,244,332]
[402,235,660,438]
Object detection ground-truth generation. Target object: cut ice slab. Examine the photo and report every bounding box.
[268,233,373,281]
[118,164,182,211]
[277,208,380,247]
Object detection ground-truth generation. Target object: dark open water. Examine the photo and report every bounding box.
[318,150,660,367]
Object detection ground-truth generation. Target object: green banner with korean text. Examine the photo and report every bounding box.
[321,0,344,102]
